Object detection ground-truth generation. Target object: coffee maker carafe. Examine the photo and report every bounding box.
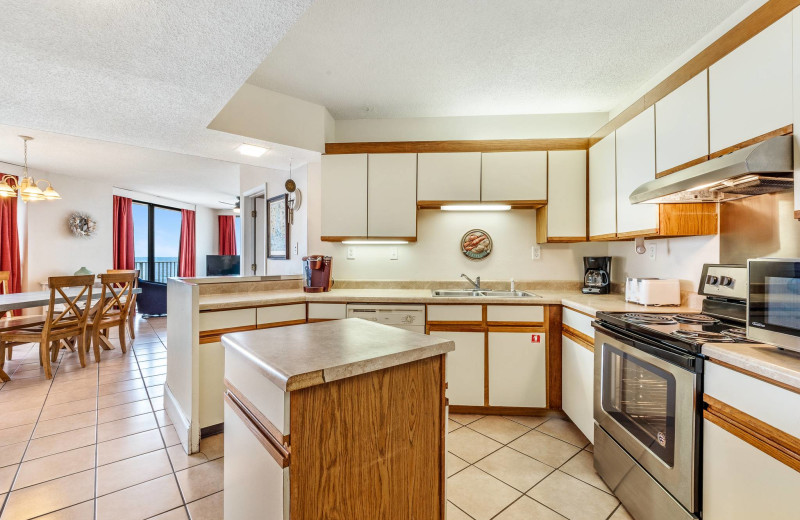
[582,256,611,294]
[302,256,333,293]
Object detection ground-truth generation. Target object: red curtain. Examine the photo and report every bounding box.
[218,215,237,255]
[178,209,196,277]
[113,196,135,270]
[0,177,22,315]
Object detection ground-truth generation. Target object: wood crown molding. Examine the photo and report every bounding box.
[589,0,800,145]
[325,138,590,154]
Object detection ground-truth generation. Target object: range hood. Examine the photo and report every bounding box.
[630,135,794,204]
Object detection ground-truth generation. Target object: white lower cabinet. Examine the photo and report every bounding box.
[561,336,594,443]
[488,332,546,407]
[703,419,800,519]
[434,331,485,406]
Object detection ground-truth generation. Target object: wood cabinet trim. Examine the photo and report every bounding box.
[562,326,594,351]
[198,301,307,313]
[325,138,590,154]
[655,156,709,178]
[709,124,793,159]
[615,228,659,239]
[224,391,290,468]
[546,305,563,410]
[427,323,485,332]
[563,306,595,319]
[256,319,307,330]
[708,358,800,395]
[449,405,566,417]
[589,233,618,241]
[320,236,418,242]
[417,200,546,209]
[199,325,257,344]
[487,326,546,333]
[225,378,290,447]
[704,394,800,473]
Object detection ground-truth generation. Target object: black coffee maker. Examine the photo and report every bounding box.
[582,257,611,294]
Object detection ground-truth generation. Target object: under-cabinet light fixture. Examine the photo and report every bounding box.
[440,204,511,212]
[341,240,409,245]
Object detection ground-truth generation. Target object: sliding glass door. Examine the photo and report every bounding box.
[132,201,182,283]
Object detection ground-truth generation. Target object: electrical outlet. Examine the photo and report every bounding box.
[292,242,299,255]
[648,244,657,261]
[389,247,398,260]
[532,245,541,260]
[347,247,356,260]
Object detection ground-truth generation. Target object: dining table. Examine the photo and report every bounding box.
[0,286,142,314]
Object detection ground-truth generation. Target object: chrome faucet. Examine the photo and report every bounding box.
[461,273,481,290]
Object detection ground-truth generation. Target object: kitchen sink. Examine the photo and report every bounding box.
[431,289,539,298]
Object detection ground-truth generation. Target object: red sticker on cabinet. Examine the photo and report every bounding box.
[531,334,541,343]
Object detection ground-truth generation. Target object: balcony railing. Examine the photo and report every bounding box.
[135,260,179,284]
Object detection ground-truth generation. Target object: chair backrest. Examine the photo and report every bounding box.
[0,271,9,318]
[96,272,137,320]
[44,275,96,336]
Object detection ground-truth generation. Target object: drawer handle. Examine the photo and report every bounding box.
[225,391,290,468]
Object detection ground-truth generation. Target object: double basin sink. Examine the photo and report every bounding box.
[431,289,540,298]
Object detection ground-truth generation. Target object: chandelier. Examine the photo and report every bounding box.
[0,136,61,202]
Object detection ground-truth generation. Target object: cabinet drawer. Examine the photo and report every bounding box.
[563,307,595,341]
[705,362,800,438]
[199,308,256,332]
[307,303,347,320]
[256,304,306,326]
[225,347,290,436]
[486,305,544,324]
[427,305,482,323]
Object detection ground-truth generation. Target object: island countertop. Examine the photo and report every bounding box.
[221,318,455,392]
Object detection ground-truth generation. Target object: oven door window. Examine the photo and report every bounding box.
[602,344,676,466]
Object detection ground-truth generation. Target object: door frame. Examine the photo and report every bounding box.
[241,183,267,275]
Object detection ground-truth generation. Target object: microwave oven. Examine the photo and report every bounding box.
[747,258,800,353]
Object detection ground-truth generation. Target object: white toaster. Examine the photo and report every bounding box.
[625,277,681,306]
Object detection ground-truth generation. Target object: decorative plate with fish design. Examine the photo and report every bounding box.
[461,229,492,259]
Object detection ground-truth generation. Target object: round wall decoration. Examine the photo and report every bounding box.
[68,212,97,238]
[461,229,492,259]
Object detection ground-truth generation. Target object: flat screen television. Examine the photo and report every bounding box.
[206,255,241,276]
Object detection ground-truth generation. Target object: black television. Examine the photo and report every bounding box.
[206,255,241,276]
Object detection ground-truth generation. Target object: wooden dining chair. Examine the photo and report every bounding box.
[86,272,136,362]
[0,275,95,380]
[107,269,140,340]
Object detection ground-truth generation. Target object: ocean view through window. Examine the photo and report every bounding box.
[133,201,182,282]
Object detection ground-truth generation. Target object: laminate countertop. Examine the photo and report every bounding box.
[199,288,700,316]
[221,318,455,392]
[702,343,800,392]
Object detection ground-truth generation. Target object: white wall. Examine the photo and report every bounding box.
[195,205,217,277]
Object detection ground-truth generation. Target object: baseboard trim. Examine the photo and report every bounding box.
[164,384,192,453]
[200,423,224,438]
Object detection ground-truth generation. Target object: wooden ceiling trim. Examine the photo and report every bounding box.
[324,138,590,154]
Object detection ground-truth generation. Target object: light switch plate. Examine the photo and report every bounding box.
[648,244,657,261]
[389,247,398,260]
[347,247,356,260]
[532,245,541,260]
[292,242,299,255]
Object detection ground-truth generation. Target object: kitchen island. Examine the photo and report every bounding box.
[221,318,454,520]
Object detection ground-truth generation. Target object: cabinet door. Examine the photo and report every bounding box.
[561,336,594,443]
[321,154,368,238]
[431,330,484,406]
[481,151,547,202]
[417,152,481,202]
[615,106,659,235]
[547,150,587,240]
[488,332,546,408]
[703,419,800,519]
[588,132,616,239]
[709,14,792,154]
[655,70,709,175]
[368,154,417,238]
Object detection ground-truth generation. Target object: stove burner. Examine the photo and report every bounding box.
[622,313,677,325]
[673,314,719,325]
[670,330,733,343]
[721,328,748,340]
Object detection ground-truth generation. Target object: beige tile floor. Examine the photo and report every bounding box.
[447,414,633,520]
[0,316,223,520]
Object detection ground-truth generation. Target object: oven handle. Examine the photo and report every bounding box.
[592,321,701,372]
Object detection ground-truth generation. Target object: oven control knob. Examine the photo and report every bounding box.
[706,275,719,286]
[719,276,733,287]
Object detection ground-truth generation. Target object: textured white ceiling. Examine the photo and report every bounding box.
[0,0,315,170]
[248,0,750,119]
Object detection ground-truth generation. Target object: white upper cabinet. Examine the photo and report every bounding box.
[588,132,617,238]
[481,151,547,201]
[417,152,481,202]
[616,106,658,235]
[321,154,368,238]
[655,70,709,174]
[367,154,417,238]
[709,14,792,154]
[546,150,587,240]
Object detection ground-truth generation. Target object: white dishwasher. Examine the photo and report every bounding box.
[346,304,426,333]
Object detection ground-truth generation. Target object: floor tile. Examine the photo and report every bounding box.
[3,407,41,430]
[0,464,17,493]
[155,409,173,427]
[98,370,141,385]
[0,423,35,448]
[448,466,521,520]
[0,442,27,468]
[167,444,208,472]
[448,419,462,433]
[97,399,152,424]
[97,429,165,466]
[494,496,565,519]
[450,413,484,425]
[38,397,97,421]
[508,430,582,468]
[1,468,94,520]
[98,388,149,409]
[447,427,503,464]
[32,410,96,439]
[148,385,165,398]
[44,385,97,406]
[475,447,554,492]
[609,505,635,519]
[175,458,224,503]
[536,417,590,448]
[446,501,473,520]
[528,471,619,520]
[559,450,611,493]
[161,425,181,447]
[96,449,173,497]
[468,416,530,444]
[98,378,145,396]
[447,452,469,477]
[0,394,46,414]
[186,491,223,520]
[97,412,158,442]
[150,507,190,519]
[504,415,550,429]
[32,499,96,519]
[24,426,96,461]
[96,474,183,520]
[14,445,95,490]
[198,434,223,461]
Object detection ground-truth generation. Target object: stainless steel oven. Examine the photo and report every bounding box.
[747,258,800,353]
[593,324,702,520]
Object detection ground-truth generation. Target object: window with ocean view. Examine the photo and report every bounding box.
[133,201,182,283]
